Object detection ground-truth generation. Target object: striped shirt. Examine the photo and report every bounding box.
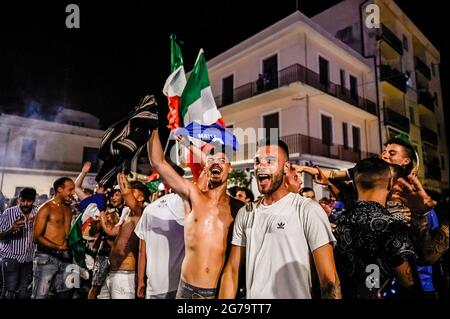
[0,205,37,263]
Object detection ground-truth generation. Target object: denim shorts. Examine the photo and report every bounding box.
[31,251,74,298]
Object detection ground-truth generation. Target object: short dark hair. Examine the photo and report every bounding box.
[53,177,73,193]
[300,187,314,195]
[236,187,255,202]
[130,181,151,202]
[257,138,289,159]
[385,137,415,173]
[354,158,391,191]
[19,188,37,201]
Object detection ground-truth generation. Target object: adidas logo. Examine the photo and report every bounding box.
[277,222,285,229]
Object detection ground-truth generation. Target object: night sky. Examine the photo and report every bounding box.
[0,0,448,140]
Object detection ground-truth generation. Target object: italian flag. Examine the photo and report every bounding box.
[163,34,186,130]
[180,49,223,126]
[180,49,225,181]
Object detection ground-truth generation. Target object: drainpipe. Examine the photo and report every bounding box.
[360,0,383,153]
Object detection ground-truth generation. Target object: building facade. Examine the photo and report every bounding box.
[206,11,380,198]
[0,110,104,199]
[312,0,448,193]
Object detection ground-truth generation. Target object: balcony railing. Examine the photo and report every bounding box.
[377,23,403,54]
[215,63,377,116]
[421,126,438,145]
[384,107,410,132]
[232,134,377,163]
[414,56,431,80]
[281,134,377,162]
[418,91,435,111]
[8,160,83,172]
[379,64,408,93]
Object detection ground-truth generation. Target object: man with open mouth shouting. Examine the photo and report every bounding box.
[220,138,341,299]
[148,130,243,299]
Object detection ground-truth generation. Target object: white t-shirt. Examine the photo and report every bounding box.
[232,192,336,299]
[134,193,185,297]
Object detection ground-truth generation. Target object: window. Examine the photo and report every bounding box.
[336,26,353,43]
[262,55,278,90]
[441,156,446,171]
[402,35,408,51]
[222,75,234,105]
[342,122,348,148]
[263,112,279,140]
[319,56,330,87]
[437,123,441,137]
[350,75,358,100]
[321,114,333,145]
[431,63,436,77]
[82,147,100,172]
[409,106,415,125]
[340,70,346,92]
[352,126,361,152]
[21,139,36,165]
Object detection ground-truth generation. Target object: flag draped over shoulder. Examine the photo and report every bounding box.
[163,35,186,130]
[180,49,222,127]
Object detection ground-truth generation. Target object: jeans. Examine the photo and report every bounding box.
[0,257,33,299]
[31,251,74,299]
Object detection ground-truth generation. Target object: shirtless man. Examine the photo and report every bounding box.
[31,177,75,299]
[148,130,243,299]
[97,174,149,299]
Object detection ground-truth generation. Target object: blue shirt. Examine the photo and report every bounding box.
[417,209,439,292]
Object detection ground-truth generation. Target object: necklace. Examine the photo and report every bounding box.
[52,200,61,207]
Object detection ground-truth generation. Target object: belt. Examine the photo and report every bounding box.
[36,245,72,262]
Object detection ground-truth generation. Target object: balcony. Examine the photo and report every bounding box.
[280,134,377,163]
[379,64,408,93]
[384,108,410,132]
[414,56,431,80]
[421,126,438,145]
[233,134,377,163]
[417,91,435,111]
[377,23,403,54]
[215,63,377,116]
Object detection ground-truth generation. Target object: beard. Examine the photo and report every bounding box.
[258,169,284,195]
[20,205,32,214]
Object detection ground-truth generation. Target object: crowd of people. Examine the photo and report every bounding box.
[0,126,448,299]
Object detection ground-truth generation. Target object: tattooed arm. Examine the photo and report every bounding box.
[312,243,342,299]
[392,260,423,298]
[412,217,449,264]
